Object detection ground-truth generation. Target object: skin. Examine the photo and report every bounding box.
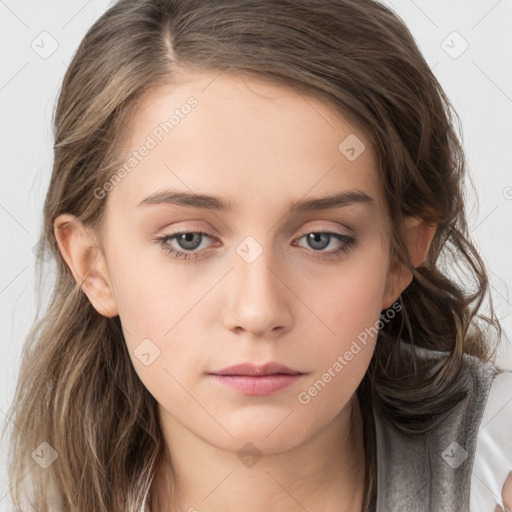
[54,69,439,511]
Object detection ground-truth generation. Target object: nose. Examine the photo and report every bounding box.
[222,239,293,338]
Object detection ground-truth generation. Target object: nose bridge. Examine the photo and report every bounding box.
[224,234,292,335]
[233,234,283,300]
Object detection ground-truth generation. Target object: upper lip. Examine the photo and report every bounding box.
[210,362,302,376]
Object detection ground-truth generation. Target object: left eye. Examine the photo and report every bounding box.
[155,230,215,259]
[168,232,207,251]
[295,232,348,251]
[293,231,357,258]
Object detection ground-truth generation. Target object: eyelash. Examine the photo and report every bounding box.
[154,229,357,261]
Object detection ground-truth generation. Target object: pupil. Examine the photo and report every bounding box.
[179,233,201,250]
[308,233,329,250]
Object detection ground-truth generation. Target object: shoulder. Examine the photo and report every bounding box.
[372,342,509,511]
[401,341,501,412]
[470,366,512,511]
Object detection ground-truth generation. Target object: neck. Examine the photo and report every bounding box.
[149,394,366,512]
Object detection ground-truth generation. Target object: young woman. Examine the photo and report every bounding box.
[3,1,511,511]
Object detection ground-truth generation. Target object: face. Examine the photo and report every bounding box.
[85,70,403,454]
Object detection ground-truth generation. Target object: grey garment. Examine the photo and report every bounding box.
[372,350,502,512]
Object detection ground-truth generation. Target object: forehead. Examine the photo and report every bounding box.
[109,69,385,218]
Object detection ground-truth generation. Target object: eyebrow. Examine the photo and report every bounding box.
[137,188,374,213]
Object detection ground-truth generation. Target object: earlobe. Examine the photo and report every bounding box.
[381,216,437,310]
[53,214,119,318]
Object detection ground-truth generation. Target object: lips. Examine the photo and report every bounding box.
[209,362,305,395]
[210,362,302,376]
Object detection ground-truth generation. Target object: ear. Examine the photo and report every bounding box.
[381,216,436,310]
[54,214,119,318]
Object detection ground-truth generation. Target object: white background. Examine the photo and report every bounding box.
[1,0,511,509]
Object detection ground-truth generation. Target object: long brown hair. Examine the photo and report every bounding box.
[2,1,502,510]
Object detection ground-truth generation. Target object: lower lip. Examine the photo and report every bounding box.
[209,374,302,395]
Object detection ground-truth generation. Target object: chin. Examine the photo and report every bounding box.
[205,422,313,456]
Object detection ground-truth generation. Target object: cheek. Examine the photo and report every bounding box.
[303,245,388,343]
[330,265,387,336]
[285,265,386,444]
[105,234,216,387]
[297,246,388,386]
[106,229,196,335]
